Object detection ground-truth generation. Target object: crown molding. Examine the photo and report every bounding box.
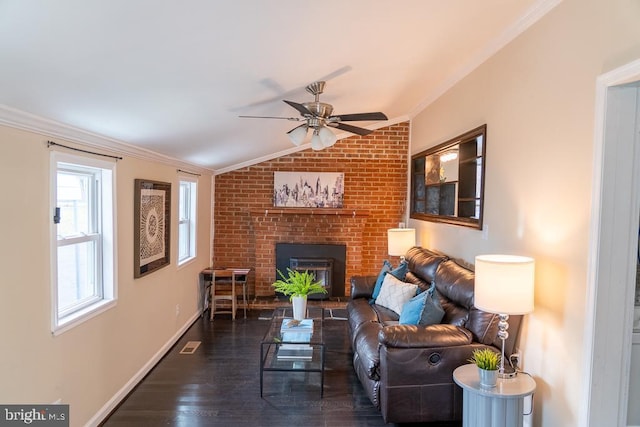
[0,103,406,176]
[408,0,563,117]
[0,104,214,175]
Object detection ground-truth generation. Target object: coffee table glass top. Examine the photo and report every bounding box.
[260,306,325,397]
[263,306,324,344]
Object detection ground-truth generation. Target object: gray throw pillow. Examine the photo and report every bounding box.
[419,282,445,325]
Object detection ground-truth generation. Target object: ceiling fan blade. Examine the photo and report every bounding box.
[283,100,312,116]
[238,115,302,121]
[331,112,388,121]
[332,122,374,136]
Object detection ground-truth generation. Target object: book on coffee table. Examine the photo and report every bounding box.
[280,318,313,343]
[277,344,313,360]
[280,318,313,331]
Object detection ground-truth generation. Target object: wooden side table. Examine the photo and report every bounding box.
[453,364,536,427]
[201,268,250,320]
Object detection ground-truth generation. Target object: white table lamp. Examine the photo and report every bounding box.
[474,254,535,377]
[387,228,416,261]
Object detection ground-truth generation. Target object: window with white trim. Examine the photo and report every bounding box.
[51,152,116,334]
[178,178,197,265]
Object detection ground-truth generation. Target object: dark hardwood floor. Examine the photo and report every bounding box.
[101,310,461,427]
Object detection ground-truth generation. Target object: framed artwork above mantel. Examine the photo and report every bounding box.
[273,171,344,208]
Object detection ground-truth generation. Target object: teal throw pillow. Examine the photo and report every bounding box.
[419,282,445,326]
[399,291,427,325]
[372,260,392,300]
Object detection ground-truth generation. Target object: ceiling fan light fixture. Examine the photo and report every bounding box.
[318,126,337,148]
[240,81,388,145]
[310,131,324,151]
[287,125,308,146]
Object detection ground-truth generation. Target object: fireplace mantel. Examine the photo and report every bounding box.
[250,208,369,217]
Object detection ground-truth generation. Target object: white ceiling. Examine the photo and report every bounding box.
[0,0,555,173]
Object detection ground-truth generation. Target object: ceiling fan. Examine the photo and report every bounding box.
[239,81,388,150]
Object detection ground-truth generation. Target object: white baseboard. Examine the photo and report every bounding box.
[84,311,201,426]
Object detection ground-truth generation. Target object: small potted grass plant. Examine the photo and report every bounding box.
[272,268,327,320]
[468,348,501,388]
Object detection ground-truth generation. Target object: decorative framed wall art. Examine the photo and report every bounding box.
[273,171,344,208]
[134,179,171,278]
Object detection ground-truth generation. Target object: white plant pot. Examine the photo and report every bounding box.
[292,295,307,320]
[478,367,498,388]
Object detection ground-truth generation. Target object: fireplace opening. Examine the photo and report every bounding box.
[275,243,346,299]
[290,257,334,300]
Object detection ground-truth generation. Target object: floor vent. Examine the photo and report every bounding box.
[179,341,201,354]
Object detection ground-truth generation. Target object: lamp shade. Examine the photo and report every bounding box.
[387,228,416,257]
[474,254,535,314]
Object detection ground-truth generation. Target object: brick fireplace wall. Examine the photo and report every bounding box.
[213,122,409,297]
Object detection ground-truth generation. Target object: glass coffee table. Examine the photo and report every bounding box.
[260,306,325,397]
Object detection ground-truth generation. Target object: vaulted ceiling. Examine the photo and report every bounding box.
[0,0,556,173]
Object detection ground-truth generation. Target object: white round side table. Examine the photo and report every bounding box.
[453,363,536,427]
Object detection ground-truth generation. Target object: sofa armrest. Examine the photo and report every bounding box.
[350,275,377,299]
[379,324,473,348]
[379,342,489,423]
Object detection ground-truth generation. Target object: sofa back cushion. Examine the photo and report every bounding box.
[434,259,499,345]
[404,247,448,293]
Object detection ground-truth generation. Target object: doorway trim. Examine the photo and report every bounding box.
[583,58,640,427]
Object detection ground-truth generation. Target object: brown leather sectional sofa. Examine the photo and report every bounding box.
[347,246,521,424]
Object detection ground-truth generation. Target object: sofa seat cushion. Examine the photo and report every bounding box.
[379,324,473,348]
[371,303,400,323]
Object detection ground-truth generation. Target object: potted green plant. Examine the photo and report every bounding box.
[468,348,501,388]
[272,268,327,320]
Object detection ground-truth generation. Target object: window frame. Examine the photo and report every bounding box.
[177,177,197,266]
[50,151,117,335]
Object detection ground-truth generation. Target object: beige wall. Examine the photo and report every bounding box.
[410,0,640,425]
[0,125,212,426]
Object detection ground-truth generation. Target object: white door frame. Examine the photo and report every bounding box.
[583,59,640,427]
